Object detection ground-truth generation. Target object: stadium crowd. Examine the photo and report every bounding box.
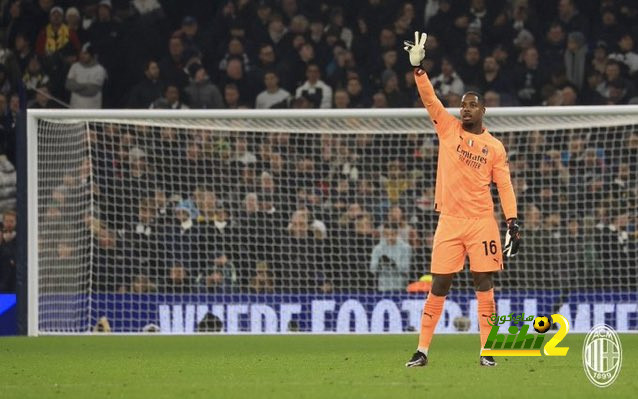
[35,123,637,294]
[2,0,638,293]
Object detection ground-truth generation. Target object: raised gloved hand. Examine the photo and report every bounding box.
[403,31,427,67]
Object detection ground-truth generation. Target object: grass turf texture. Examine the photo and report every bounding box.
[1,334,635,399]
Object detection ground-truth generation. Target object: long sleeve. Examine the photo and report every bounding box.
[414,68,457,139]
[493,144,517,220]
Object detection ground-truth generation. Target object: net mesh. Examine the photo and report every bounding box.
[33,109,638,333]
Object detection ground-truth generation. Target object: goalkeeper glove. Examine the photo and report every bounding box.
[503,218,521,258]
[403,31,427,67]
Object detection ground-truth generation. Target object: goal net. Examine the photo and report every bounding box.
[27,107,638,335]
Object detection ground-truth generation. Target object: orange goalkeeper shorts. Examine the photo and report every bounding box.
[430,213,504,274]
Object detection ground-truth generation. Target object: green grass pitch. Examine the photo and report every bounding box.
[1,334,636,399]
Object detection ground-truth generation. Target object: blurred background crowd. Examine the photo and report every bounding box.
[1,0,638,293]
[36,124,638,295]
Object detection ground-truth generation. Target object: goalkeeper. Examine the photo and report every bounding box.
[403,32,521,368]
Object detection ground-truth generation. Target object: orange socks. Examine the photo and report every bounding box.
[476,289,496,349]
[417,292,446,354]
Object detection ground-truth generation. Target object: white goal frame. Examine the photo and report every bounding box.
[26,106,638,336]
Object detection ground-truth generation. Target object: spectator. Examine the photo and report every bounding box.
[430,57,465,99]
[65,7,85,42]
[250,261,274,293]
[163,261,193,293]
[308,19,330,66]
[267,13,292,58]
[218,37,252,75]
[0,210,16,292]
[335,208,377,290]
[233,136,257,166]
[381,70,410,108]
[581,70,605,105]
[514,204,551,285]
[117,198,161,288]
[594,8,622,46]
[457,46,482,90]
[193,192,237,292]
[129,275,157,294]
[150,84,189,109]
[510,0,542,38]
[27,85,58,108]
[608,33,638,77]
[164,199,199,277]
[35,6,81,57]
[0,65,13,97]
[280,209,327,292]
[541,23,567,75]
[65,43,107,109]
[478,56,510,95]
[87,0,121,103]
[564,31,587,89]
[426,0,454,45]
[236,192,272,282]
[177,141,213,197]
[382,205,419,249]
[325,6,353,49]
[370,222,411,292]
[381,159,411,208]
[557,0,588,35]
[173,16,204,61]
[589,41,608,76]
[326,45,358,88]
[253,1,274,41]
[223,83,243,109]
[333,88,350,109]
[513,47,546,105]
[14,32,33,73]
[219,57,258,106]
[159,36,189,90]
[185,65,223,109]
[250,43,290,91]
[255,71,290,109]
[597,61,632,103]
[346,77,370,108]
[596,210,634,281]
[558,85,578,105]
[484,90,501,107]
[22,55,50,99]
[128,60,164,109]
[371,91,388,108]
[295,63,332,108]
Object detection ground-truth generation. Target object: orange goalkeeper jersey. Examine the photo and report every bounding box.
[415,69,517,220]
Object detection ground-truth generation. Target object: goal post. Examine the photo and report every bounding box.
[26,107,638,335]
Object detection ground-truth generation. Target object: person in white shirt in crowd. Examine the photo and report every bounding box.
[295,63,333,108]
[65,42,107,109]
[430,57,464,101]
[255,70,290,109]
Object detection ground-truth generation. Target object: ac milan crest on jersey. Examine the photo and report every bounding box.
[482,145,489,156]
